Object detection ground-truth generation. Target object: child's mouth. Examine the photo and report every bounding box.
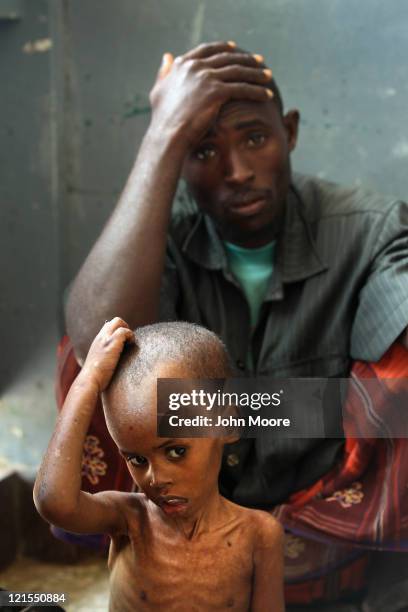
[157,496,189,515]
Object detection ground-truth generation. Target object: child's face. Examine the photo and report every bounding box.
[104,367,226,519]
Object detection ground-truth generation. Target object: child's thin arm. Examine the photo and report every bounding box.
[251,514,285,612]
[33,318,134,535]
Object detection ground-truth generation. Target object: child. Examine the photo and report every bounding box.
[34,317,285,611]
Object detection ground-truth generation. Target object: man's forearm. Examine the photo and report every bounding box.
[66,43,273,361]
[66,125,188,361]
[33,374,99,524]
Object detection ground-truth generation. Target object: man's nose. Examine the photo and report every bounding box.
[224,150,255,185]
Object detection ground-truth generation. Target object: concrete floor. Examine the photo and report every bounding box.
[0,555,110,612]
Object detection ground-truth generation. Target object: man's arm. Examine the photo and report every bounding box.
[350,198,408,362]
[33,318,134,535]
[65,41,273,362]
[251,513,285,612]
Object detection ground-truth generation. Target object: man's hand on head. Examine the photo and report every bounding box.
[148,41,274,149]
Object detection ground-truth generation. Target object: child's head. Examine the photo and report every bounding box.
[103,322,234,517]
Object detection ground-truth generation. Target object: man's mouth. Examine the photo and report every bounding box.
[225,191,270,217]
[156,495,189,515]
[230,198,267,216]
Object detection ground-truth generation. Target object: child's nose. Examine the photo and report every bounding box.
[146,466,172,491]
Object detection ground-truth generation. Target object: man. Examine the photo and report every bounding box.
[63,42,408,608]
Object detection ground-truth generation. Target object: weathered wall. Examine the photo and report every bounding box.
[0,0,59,469]
[59,0,408,288]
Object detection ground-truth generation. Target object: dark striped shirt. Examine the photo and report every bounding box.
[157,173,408,506]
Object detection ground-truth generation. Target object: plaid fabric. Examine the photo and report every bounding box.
[275,342,408,552]
[277,343,408,603]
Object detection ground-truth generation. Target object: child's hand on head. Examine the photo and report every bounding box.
[81,317,135,392]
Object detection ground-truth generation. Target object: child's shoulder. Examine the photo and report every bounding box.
[228,501,282,535]
[117,490,148,508]
[227,500,283,544]
[251,509,284,543]
[102,490,149,515]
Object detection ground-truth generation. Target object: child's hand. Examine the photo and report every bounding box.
[80,317,135,392]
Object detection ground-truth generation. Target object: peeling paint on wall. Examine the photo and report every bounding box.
[10,426,23,439]
[378,87,397,99]
[22,38,52,54]
[392,140,408,159]
[123,94,150,118]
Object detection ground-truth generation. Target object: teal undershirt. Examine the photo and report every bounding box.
[224,240,276,331]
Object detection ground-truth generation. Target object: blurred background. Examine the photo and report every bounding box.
[0,0,407,606]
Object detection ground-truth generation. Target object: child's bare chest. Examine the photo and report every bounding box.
[109,519,254,611]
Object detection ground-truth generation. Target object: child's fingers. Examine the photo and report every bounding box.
[97,317,130,339]
[108,326,135,347]
[104,316,130,331]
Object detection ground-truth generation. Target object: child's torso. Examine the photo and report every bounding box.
[108,500,256,611]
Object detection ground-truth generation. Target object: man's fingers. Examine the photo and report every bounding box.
[201,52,266,70]
[220,82,274,103]
[157,52,174,80]
[210,65,272,85]
[183,41,237,60]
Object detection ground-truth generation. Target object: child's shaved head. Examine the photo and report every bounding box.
[108,321,233,392]
[103,322,233,440]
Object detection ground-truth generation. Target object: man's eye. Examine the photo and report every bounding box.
[128,455,148,467]
[166,446,186,460]
[194,145,217,161]
[247,133,266,147]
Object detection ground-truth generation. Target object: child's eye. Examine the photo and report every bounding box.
[194,144,217,161]
[166,446,186,460]
[247,133,266,147]
[128,455,148,467]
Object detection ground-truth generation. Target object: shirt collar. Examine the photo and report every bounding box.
[182,213,227,270]
[181,175,329,281]
[279,178,329,282]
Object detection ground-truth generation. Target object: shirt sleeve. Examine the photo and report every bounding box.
[351,199,408,361]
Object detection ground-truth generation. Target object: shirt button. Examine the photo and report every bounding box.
[227,453,240,467]
[236,359,245,370]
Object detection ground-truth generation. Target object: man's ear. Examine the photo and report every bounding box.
[283,109,300,152]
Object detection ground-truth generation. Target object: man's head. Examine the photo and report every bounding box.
[103,322,234,518]
[182,49,299,248]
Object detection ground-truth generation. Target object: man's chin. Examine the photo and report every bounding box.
[223,212,281,247]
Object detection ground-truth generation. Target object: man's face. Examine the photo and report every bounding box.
[104,371,224,520]
[182,100,299,248]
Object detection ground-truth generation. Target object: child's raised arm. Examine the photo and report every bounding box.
[33,317,134,535]
[251,513,285,612]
